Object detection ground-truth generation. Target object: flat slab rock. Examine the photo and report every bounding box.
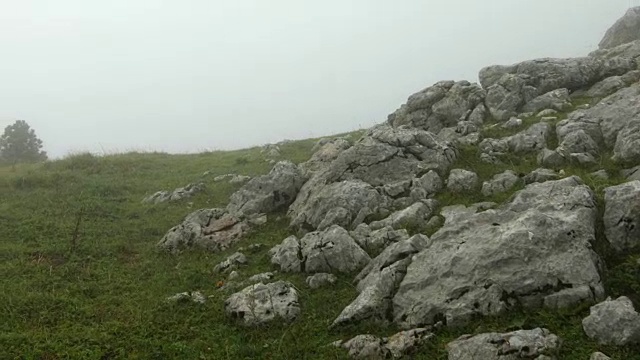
[447,328,560,360]
[224,281,300,326]
[393,176,604,328]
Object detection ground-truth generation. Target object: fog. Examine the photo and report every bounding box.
[0,1,634,158]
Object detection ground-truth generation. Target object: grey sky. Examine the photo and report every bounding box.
[0,1,633,158]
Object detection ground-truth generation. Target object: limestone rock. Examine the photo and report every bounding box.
[270,225,370,274]
[224,281,300,326]
[334,328,433,359]
[481,170,520,197]
[447,328,561,360]
[143,183,205,204]
[523,168,560,184]
[213,252,247,273]
[387,80,486,133]
[227,161,306,217]
[582,296,640,345]
[393,177,604,328]
[350,224,410,255]
[369,200,438,232]
[306,273,337,289]
[521,88,572,114]
[289,125,456,232]
[447,169,479,192]
[586,70,640,99]
[603,181,640,252]
[590,352,611,360]
[166,291,206,304]
[599,7,640,49]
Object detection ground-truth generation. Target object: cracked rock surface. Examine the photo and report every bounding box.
[393,177,604,328]
[447,328,561,360]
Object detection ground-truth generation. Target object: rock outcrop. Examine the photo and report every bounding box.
[393,177,603,328]
[603,180,640,252]
[599,7,640,49]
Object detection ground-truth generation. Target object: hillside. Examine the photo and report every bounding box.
[3,8,640,360]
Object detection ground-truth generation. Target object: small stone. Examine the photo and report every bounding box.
[306,273,337,289]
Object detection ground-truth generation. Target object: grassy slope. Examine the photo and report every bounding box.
[0,119,639,359]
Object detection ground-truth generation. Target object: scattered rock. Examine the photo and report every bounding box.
[523,168,560,184]
[537,109,558,117]
[481,170,520,197]
[350,225,410,255]
[522,88,572,114]
[143,183,205,204]
[623,165,640,181]
[502,117,522,129]
[590,170,609,180]
[224,281,300,326]
[166,291,206,304]
[213,252,247,273]
[334,328,434,359]
[370,200,438,232]
[582,296,640,346]
[306,273,337,289]
[447,328,561,360]
[446,169,479,192]
[603,180,640,252]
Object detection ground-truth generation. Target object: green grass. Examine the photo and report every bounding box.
[1,123,639,359]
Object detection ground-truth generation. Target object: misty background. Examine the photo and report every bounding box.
[0,1,635,158]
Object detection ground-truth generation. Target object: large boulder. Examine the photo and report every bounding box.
[556,83,640,167]
[393,177,604,328]
[582,296,640,346]
[224,281,300,326]
[599,7,640,50]
[603,181,640,252]
[447,328,561,360]
[387,80,486,133]
[288,125,456,233]
[227,161,306,217]
[270,225,371,274]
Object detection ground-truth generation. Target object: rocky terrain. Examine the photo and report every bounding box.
[152,8,640,359]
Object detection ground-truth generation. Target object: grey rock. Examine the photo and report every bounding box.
[447,169,479,192]
[410,170,444,199]
[229,175,251,184]
[143,183,205,204]
[303,137,352,174]
[370,200,438,232]
[394,177,604,328]
[334,328,434,359]
[586,70,640,98]
[306,273,337,289]
[502,117,523,129]
[590,352,611,360]
[480,56,635,120]
[523,168,560,184]
[447,328,560,360]
[301,225,371,274]
[166,291,206,304]
[289,125,456,232]
[558,130,600,157]
[270,226,370,274]
[624,165,640,181]
[227,161,306,216]
[522,88,572,114]
[224,281,300,326]
[569,152,598,166]
[213,252,247,273]
[582,296,640,345]
[388,81,486,133]
[157,209,252,253]
[506,122,551,154]
[537,148,566,169]
[228,271,240,281]
[599,7,640,49]
[481,170,520,197]
[350,224,410,255]
[333,235,430,327]
[603,181,640,252]
[590,170,609,180]
[269,236,302,272]
[537,109,558,117]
